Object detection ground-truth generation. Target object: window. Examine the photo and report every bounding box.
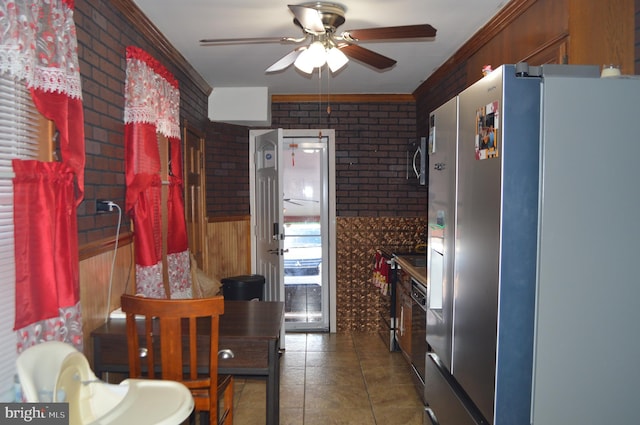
[283,222,322,277]
[0,73,51,401]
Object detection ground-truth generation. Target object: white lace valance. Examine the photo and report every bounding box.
[0,0,82,99]
[124,47,180,139]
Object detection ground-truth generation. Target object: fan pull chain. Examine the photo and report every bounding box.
[326,67,331,126]
[318,66,322,127]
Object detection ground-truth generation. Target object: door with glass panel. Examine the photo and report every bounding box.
[281,135,330,331]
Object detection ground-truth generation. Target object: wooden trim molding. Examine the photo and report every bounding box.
[272,93,415,103]
[413,0,538,98]
[519,32,570,63]
[79,231,133,261]
[110,0,212,95]
[208,215,251,223]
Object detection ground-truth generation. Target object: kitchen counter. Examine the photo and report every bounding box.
[393,254,427,285]
[375,246,427,354]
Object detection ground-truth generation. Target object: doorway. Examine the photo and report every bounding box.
[250,129,336,332]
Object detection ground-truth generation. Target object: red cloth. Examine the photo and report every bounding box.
[372,252,390,294]
[29,90,85,204]
[13,160,79,329]
[7,0,85,339]
[124,46,190,297]
[125,122,162,266]
[167,137,188,254]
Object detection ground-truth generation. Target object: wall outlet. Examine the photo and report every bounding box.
[96,199,113,213]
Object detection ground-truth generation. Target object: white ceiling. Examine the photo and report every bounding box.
[132,0,511,95]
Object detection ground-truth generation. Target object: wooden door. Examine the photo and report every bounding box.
[183,121,208,271]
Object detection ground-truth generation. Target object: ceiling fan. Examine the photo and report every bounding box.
[199,2,437,74]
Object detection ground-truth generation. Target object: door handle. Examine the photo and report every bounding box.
[268,248,289,255]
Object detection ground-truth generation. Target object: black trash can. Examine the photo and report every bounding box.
[221,274,265,301]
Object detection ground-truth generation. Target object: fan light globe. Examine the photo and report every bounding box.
[294,47,316,74]
[294,41,349,74]
[307,41,327,67]
[326,47,348,72]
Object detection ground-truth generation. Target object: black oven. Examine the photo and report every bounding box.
[410,278,427,392]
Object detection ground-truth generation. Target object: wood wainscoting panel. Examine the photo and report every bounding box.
[79,236,134,367]
[206,216,251,281]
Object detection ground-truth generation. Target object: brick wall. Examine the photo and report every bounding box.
[205,122,250,217]
[74,0,209,246]
[415,63,468,145]
[271,101,427,218]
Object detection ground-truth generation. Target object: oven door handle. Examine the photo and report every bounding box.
[410,279,428,311]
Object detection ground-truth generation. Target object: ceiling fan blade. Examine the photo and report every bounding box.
[200,36,291,45]
[341,24,437,41]
[340,44,397,70]
[265,48,304,73]
[288,4,325,34]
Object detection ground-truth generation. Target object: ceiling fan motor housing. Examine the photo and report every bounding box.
[294,2,346,33]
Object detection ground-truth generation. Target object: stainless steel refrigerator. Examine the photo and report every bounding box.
[425,64,640,425]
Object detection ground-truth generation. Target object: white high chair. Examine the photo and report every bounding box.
[16,341,194,425]
[16,341,77,402]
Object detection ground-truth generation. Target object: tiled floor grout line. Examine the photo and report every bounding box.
[231,333,423,424]
[355,339,380,425]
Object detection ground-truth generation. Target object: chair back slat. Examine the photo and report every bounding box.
[159,316,184,381]
[189,316,198,380]
[144,317,155,378]
[121,294,231,424]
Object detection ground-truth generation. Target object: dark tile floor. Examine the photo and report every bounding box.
[232,333,424,425]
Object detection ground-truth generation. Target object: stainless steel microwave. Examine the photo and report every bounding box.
[407,136,427,185]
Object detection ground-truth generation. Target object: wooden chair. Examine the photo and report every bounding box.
[120,294,234,425]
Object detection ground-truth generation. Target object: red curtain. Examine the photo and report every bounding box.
[167,136,188,254]
[29,89,85,203]
[124,46,191,298]
[3,0,85,348]
[12,161,79,330]
[125,122,162,267]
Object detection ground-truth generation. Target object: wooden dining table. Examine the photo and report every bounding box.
[90,300,284,425]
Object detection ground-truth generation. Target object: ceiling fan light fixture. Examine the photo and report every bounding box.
[307,41,327,67]
[326,46,348,72]
[294,41,326,73]
[294,48,315,74]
